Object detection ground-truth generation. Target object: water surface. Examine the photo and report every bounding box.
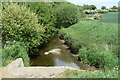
[30,35,95,70]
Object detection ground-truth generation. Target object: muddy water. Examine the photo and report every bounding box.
[30,35,95,70]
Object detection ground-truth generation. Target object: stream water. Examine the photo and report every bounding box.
[30,35,95,70]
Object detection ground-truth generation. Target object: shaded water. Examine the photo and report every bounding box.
[30,35,95,70]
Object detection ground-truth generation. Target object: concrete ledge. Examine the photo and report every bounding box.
[2,58,80,78]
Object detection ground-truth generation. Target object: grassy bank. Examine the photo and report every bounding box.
[60,20,118,69]
[59,20,118,78]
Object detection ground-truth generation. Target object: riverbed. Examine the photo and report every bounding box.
[30,35,95,70]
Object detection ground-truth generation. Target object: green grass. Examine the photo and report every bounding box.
[99,12,118,23]
[62,69,118,78]
[60,20,118,69]
[60,20,118,53]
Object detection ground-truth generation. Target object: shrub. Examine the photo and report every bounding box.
[2,3,45,54]
[78,47,118,69]
[2,41,29,67]
[55,3,80,28]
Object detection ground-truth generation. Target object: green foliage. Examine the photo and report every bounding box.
[78,47,118,69]
[110,6,118,9]
[101,6,106,9]
[90,5,97,10]
[2,42,29,67]
[63,69,118,78]
[83,5,97,10]
[2,3,45,53]
[25,2,57,44]
[26,2,56,27]
[55,3,80,28]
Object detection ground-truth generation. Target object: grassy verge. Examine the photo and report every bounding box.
[61,69,118,78]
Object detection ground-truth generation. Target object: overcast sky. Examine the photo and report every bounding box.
[66,0,119,9]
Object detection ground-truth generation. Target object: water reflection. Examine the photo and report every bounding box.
[55,58,80,69]
[30,35,95,70]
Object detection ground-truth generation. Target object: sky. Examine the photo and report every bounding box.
[66,0,119,9]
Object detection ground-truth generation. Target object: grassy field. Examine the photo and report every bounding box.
[99,12,118,23]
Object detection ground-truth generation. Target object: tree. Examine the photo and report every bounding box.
[55,3,80,28]
[111,6,118,9]
[101,6,106,9]
[83,4,96,10]
[83,5,91,10]
[90,5,97,10]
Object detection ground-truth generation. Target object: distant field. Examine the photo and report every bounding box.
[99,12,118,23]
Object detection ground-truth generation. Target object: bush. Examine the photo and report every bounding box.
[78,47,118,69]
[55,3,80,28]
[2,3,45,54]
[2,41,29,67]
